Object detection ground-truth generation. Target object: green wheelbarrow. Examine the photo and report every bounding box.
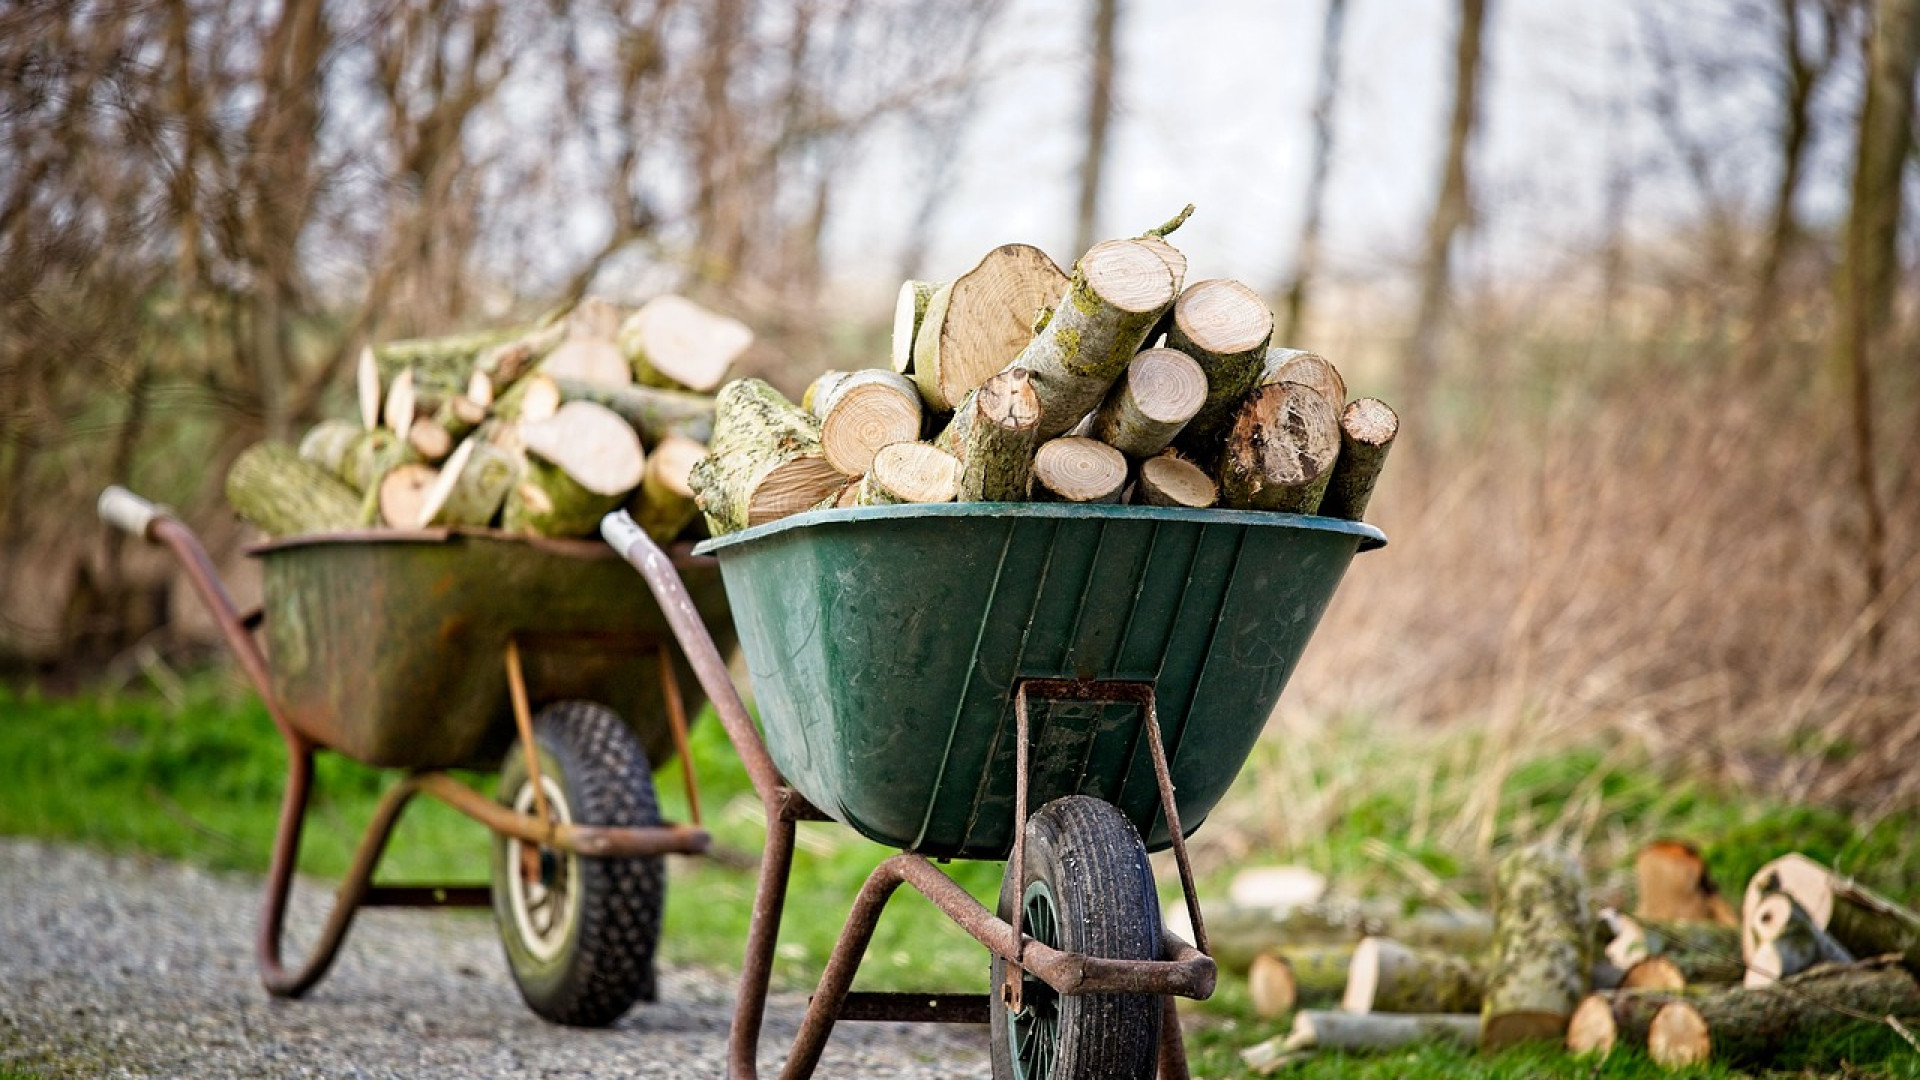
[97,486,735,1027]
[604,501,1385,1080]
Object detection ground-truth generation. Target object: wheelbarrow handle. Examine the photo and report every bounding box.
[98,485,167,539]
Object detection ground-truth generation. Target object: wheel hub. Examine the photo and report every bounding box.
[506,775,575,961]
[1008,880,1061,1080]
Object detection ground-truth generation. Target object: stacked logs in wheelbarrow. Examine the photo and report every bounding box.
[224,295,747,545]
[686,207,1400,536]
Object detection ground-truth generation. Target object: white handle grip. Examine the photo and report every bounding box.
[98,485,162,538]
[600,509,646,557]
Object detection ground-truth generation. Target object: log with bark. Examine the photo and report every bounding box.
[378,462,439,529]
[499,401,647,537]
[912,244,1069,411]
[414,436,520,528]
[1132,451,1217,508]
[1635,839,1739,925]
[1162,278,1274,455]
[618,294,754,393]
[492,372,564,424]
[1216,382,1342,513]
[548,378,715,445]
[373,324,524,403]
[1647,957,1920,1069]
[810,369,923,476]
[1621,956,1689,991]
[1247,946,1353,1017]
[855,441,960,506]
[1480,842,1592,1050]
[1745,890,1855,987]
[1342,936,1484,1015]
[1263,348,1347,407]
[1316,398,1399,522]
[1741,853,1920,978]
[1566,989,1686,1058]
[1201,902,1494,974]
[1013,238,1177,437]
[628,433,707,545]
[937,367,1042,502]
[1248,1010,1482,1062]
[226,442,365,537]
[688,378,846,535]
[1031,436,1128,504]
[1603,912,1745,985]
[1088,346,1206,457]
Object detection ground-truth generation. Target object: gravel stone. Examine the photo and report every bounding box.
[0,840,989,1078]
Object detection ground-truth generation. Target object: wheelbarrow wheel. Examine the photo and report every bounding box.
[990,795,1162,1080]
[490,700,664,1027]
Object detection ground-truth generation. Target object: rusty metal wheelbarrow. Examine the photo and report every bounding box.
[603,501,1385,1080]
[97,486,735,1027]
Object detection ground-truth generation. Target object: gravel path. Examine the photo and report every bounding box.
[0,840,989,1079]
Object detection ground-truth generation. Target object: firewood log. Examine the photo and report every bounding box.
[1741,853,1920,978]
[414,436,519,528]
[618,294,753,393]
[549,378,714,445]
[383,367,416,437]
[688,378,845,535]
[1089,347,1206,457]
[891,280,940,376]
[1343,936,1484,1015]
[357,346,381,430]
[1134,234,1188,295]
[1132,452,1217,508]
[472,319,567,399]
[298,419,364,478]
[1317,398,1399,522]
[1566,989,1684,1058]
[407,417,453,463]
[1635,839,1739,925]
[226,442,364,537]
[810,369,923,476]
[1262,347,1346,406]
[378,463,439,529]
[1269,1011,1481,1056]
[913,244,1068,411]
[1603,912,1745,984]
[499,401,646,537]
[854,441,959,506]
[1481,843,1592,1050]
[937,368,1042,502]
[564,295,623,340]
[373,324,522,403]
[1621,956,1689,990]
[1162,278,1274,455]
[1217,382,1341,513]
[491,373,563,423]
[1014,239,1176,437]
[1247,946,1352,1016]
[1745,891,1855,987]
[1201,902,1493,973]
[1647,958,1920,1068]
[540,337,631,386]
[1031,436,1127,504]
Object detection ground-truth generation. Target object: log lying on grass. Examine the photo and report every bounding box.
[1742,853,1920,977]
[1216,382,1342,513]
[688,379,845,533]
[912,244,1068,411]
[1089,346,1206,457]
[1603,912,1745,985]
[1243,1010,1481,1070]
[1745,891,1854,987]
[1647,958,1920,1069]
[1015,238,1177,437]
[1200,902,1494,973]
[939,368,1042,502]
[618,294,753,393]
[227,442,365,537]
[855,441,959,506]
[1031,436,1128,504]
[1163,278,1274,455]
[1566,989,1685,1058]
[1343,936,1484,1015]
[1248,946,1353,1017]
[1481,843,1592,1050]
[1316,398,1399,522]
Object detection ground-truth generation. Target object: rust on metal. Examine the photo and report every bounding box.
[658,646,702,826]
[503,639,550,825]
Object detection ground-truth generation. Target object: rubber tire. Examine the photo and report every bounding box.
[490,700,664,1027]
[989,795,1162,1080]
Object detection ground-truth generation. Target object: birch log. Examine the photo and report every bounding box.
[548,378,714,444]
[687,378,845,534]
[1088,347,1206,457]
[854,441,959,506]
[913,244,1069,411]
[1741,853,1920,978]
[1013,239,1176,437]
[1481,843,1592,1050]
[1316,398,1399,521]
[1132,452,1217,508]
[1031,437,1128,504]
[618,295,753,393]
[1217,383,1342,512]
[938,368,1042,502]
[891,280,940,375]
[1342,937,1484,1015]
[813,369,923,476]
[1164,279,1275,455]
[226,442,363,537]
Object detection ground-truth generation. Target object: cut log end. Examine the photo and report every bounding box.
[1033,437,1128,503]
[521,400,646,496]
[619,294,753,393]
[913,244,1067,411]
[1135,453,1217,508]
[857,441,958,506]
[378,463,439,529]
[1621,956,1688,991]
[1264,348,1347,407]
[542,338,632,387]
[1079,238,1179,314]
[1173,278,1273,357]
[891,280,938,376]
[1217,382,1342,512]
[1646,1002,1711,1068]
[1341,397,1400,448]
[818,370,923,476]
[749,457,847,526]
[1565,995,1618,1057]
[1247,952,1299,1019]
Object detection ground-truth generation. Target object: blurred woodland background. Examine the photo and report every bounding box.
[2,0,1916,820]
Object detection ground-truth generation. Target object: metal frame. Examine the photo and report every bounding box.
[608,515,1218,1080]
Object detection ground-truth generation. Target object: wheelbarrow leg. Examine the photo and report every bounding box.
[1158,997,1191,1080]
[728,808,799,1080]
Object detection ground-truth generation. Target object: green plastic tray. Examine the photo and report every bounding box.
[695,503,1383,860]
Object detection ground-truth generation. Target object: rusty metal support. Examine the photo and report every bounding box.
[833,993,989,1024]
[503,639,550,825]
[415,772,709,858]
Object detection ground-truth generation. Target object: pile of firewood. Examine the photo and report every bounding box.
[225,296,750,544]
[1222,842,1920,1072]
[688,208,1399,535]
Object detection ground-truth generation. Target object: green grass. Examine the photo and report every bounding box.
[4,677,1919,1077]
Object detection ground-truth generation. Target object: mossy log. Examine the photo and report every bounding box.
[337,430,418,495]
[226,442,364,537]
[854,441,959,506]
[1204,902,1494,973]
[1481,842,1592,1050]
[688,378,845,535]
[1746,891,1854,987]
[1248,946,1353,1016]
[1158,278,1275,456]
[1089,346,1206,457]
[414,436,520,528]
[1742,853,1920,978]
[1605,913,1744,984]
[626,433,706,545]
[548,377,715,444]
[912,244,1068,412]
[1031,436,1128,503]
[297,419,365,478]
[373,324,523,401]
[1134,234,1188,294]
[431,393,487,446]
[813,369,923,476]
[1316,398,1399,522]
[1262,348,1347,406]
[491,373,563,424]
[1217,382,1342,512]
[1013,239,1176,437]
[891,280,940,376]
[472,319,568,399]
[1647,958,1920,1068]
[937,367,1042,502]
[407,417,454,463]
[501,456,622,537]
[1133,452,1217,508]
[1275,1011,1481,1055]
[521,400,646,498]
[1635,839,1740,925]
[618,294,753,393]
[1343,936,1484,1014]
[1566,990,1684,1058]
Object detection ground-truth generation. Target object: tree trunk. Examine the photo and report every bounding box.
[1481,842,1592,1050]
[1073,0,1119,257]
[688,378,845,535]
[1742,853,1920,978]
[1280,0,1348,344]
[225,441,363,537]
[813,369,923,476]
[1647,959,1920,1068]
[938,368,1042,502]
[1132,452,1216,508]
[1216,383,1341,512]
[1090,346,1206,457]
[913,244,1069,411]
[1247,946,1353,1016]
[1343,936,1483,1014]
[891,280,940,376]
[1031,436,1128,503]
[1015,239,1176,437]
[1316,398,1399,521]
[854,441,959,506]
[1164,279,1275,457]
[618,295,754,393]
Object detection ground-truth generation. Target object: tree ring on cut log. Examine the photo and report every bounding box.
[1033,437,1128,503]
[1647,1002,1711,1068]
[1079,238,1181,314]
[1135,453,1216,508]
[1171,278,1272,355]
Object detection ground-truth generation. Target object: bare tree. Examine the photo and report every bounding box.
[1074,0,1121,257]
[1280,0,1349,345]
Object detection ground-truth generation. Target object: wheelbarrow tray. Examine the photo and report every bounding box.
[249,528,736,771]
[693,503,1384,860]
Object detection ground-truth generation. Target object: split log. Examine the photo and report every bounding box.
[628,433,707,544]
[1088,347,1206,457]
[357,346,382,430]
[541,338,631,386]
[1647,958,1920,1069]
[499,401,647,537]
[225,442,364,537]
[1343,936,1483,1015]
[618,294,753,393]
[377,463,439,529]
[1247,946,1353,1017]
[1566,990,1682,1058]
[1604,913,1744,984]
[383,367,417,437]
[472,319,567,398]
[937,368,1042,502]
[1742,853,1920,977]
[912,244,1068,411]
[1162,278,1274,455]
[1263,348,1347,407]
[1745,891,1854,987]
[1481,842,1592,1050]
[1012,239,1176,437]
[491,373,563,424]
[891,280,940,375]
[1268,1011,1481,1056]
[854,441,959,506]
[1621,957,1688,991]
[1315,399,1399,522]
[549,378,715,445]
[687,378,845,535]
[1031,437,1128,504]
[1217,383,1342,513]
[812,369,923,476]
[1133,452,1217,508]
[1635,839,1739,925]
[414,436,519,528]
